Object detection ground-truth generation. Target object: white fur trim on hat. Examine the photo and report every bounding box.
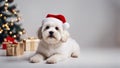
[42,18,70,30]
[63,22,70,30]
[42,18,62,24]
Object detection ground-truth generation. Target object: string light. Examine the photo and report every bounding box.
[17,17,21,21]
[13,35,16,38]
[11,18,21,22]
[12,9,17,14]
[5,3,8,7]
[15,18,18,22]
[2,23,10,30]
[9,31,12,34]
[4,7,8,12]
[10,22,14,26]
[2,23,8,27]
[0,14,3,17]
[5,0,8,2]
[22,30,26,34]
[4,38,7,42]
[4,7,7,10]
[0,31,2,34]
[4,16,7,20]
[2,24,5,27]
[14,11,16,14]
[19,31,22,35]
[6,25,10,30]
[6,27,10,30]
[0,28,3,34]
[15,17,21,22]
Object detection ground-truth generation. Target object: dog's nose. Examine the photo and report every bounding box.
[49,31,54,35]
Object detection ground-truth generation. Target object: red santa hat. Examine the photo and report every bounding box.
[42,14,70,30]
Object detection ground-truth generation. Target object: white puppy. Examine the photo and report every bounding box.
[30,14,80,64]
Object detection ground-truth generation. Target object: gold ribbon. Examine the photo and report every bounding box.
[6,42,24,56]
[7,43,16,56]
[29,37,35,51]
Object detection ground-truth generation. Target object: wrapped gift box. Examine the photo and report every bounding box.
[6,42,24,56]
[23,37,40,51]
[2,42,9,49]
[2,36,16,49]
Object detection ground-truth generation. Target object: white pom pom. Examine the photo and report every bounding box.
[63,22,70,30]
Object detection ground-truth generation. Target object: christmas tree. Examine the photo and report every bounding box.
[0,0,25,44]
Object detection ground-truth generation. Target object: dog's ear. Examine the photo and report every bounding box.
[61,30,69,42]
[38,26,42,39]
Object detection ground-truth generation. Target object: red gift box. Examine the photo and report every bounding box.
[2,36,16,49]
[2,42,7,49]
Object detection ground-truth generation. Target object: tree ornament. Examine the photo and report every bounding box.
[0,0,25,44]
[0,28,3,34]
[9,31,12,34]
[0,14,3,17]
[5,3,9,7]
[22,30,26,34]
[19,31,22,35]
[13,35,16,38]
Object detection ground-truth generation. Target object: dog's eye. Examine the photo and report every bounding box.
[45,26,49,29]
[55,27,59,30]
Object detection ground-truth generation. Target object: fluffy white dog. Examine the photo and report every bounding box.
[30,14,80,64]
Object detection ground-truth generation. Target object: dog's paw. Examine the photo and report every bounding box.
[71,52,79,58]
[46,58,57,64]
[30,56,40,63]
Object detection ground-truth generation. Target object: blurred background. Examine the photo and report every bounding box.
[1,0,120,68]
[14,0,120,48]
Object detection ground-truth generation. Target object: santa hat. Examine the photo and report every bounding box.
[42,14,70,30]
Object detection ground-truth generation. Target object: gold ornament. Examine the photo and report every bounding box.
[2,23,10,30]
[14,12,16,14]
[13,35,16,38]
[16,18,18,22]
[6,27,10,30]
[0,31,2,34]
[4,16,7,20]
[0,14,3,17]
[5,3,9,7]
[4,38,7,42]
[9,31,12,34]
[0,29,3,34]
[5,0,8,2]
[2,24,5,27]
[19,31,22,35]
[10,22,14,26]
[12,9,15,12]
[12,10,17,14]
[17,17,21,21]
[4,7,8,12]
[22,30,26,34]
[2,23,8,27]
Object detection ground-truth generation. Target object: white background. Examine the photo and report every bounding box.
[14,0,120,48]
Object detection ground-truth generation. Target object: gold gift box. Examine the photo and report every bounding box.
[23,37,40,51]
[6,42,24,56]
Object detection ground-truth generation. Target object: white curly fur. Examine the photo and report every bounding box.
[30,21,80,64]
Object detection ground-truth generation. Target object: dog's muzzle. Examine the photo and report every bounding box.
[49,31,54,38]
